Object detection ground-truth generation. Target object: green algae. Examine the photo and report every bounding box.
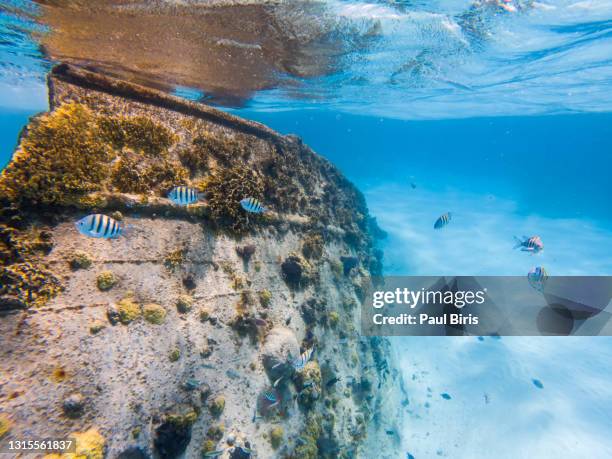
[269,426,284,449]
[69,250,93,270]
[96,270,117,291]
[164,248,185,272]
[89,320,106,334]
[98,114,176,156]
[205,165,265,233]
[209,396,225,417]
[117,296,141,324]
[206,424,224,441]
[259,289,272,307]
[143,303,167,324]
[0,103,111,206]
[301,233,324,259]
[176,295,193,314]
[0,414,11,439]
[328,311,340,328]
[291,413,322,459]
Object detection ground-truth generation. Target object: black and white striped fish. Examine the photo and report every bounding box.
[75,214,124,239]
[514,235,544,254]
[240,197,267,214]
[291,347,314,371]
[168,186,200,206]
[434,212,452,229]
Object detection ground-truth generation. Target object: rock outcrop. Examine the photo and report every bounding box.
[0,64,403,458]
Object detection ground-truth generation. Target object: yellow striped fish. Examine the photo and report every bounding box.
[168,186,200,206]
[75,214,123,239]
[240,197,267,214]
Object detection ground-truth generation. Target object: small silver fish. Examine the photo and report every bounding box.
[168,186,200,206]
[203,450,225,458]
[76,214,124,239]
[240,197,267,214]
[226,369,241,379]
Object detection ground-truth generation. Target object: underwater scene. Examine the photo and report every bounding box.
[1,0,612,458]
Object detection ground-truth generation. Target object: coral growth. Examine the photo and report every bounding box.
[169,348,181,362]
[328,311,339,328]
[301,233,324,260]
[206,165,265,233]
[154,411,197,458]
[143,303,167,324]
[236,244,256,262]
[281,253,315,288]
[117,296,141,324]
[209,396,225,417]
[0,103,111,205]
[269,426,284,449]
[199,307,211,322]
[89,320,106,334]
[176,295,193,314]
[291,413,322,459]
[164,248,185,272]
[111,156,188,195]
[0,414,11,439]
[0,261,62,308]
[44,428,105,459]
[96,270,117,291]
[206,424,225,441]
[98,114,175,156]
[201,440,217,455]
[295,361,322,409]
[185,131,249,171]
[69,250,92,270]
[259,289,272,308]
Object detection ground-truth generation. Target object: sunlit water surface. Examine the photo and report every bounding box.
[1,1,612,457]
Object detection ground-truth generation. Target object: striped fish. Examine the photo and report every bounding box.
[168,186,200,206]
[240,197,267,214]
[291,347,314,371]
[434,212,452,229]
[514,235,543,254]
[527,266,548,292]
[75,214,123,239]
[263,389,278,404]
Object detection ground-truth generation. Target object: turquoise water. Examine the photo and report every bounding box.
[2,1,612,457]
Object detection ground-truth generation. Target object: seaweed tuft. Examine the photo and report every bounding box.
[98,114,175,156]
[206,165,265,233]
[0,103,111,206]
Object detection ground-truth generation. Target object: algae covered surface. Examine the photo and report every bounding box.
[0,65,402,458]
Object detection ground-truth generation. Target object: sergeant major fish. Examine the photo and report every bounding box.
[168,186,201,206]
[76,214,125,239]
[434,212,451,229]
[514,235,543,254]
[291,347,314,371]
[240,197,267,214]
[527,266,548,292]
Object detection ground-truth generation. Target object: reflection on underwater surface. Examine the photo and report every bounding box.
[1,0,612,117]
